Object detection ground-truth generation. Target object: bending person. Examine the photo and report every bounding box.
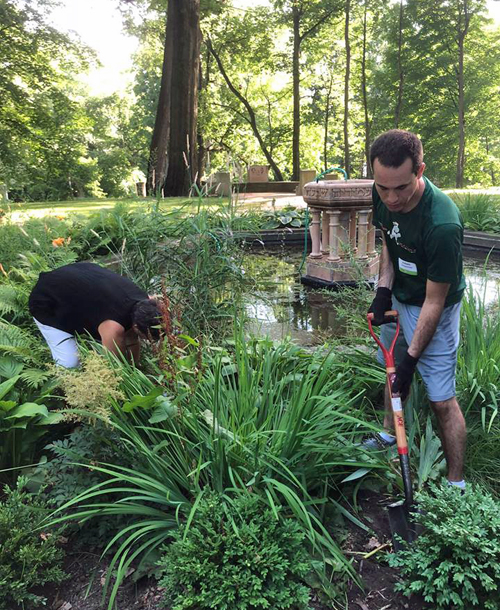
[29,262,162,368]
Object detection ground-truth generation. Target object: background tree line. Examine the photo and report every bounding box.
[1,0,499,200]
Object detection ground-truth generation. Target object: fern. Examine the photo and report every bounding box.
[0,320,36,360]
[0,285,19,316]
[20,368,51,389]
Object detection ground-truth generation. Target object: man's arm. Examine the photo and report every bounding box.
[407,279,450,358]
[98,320,128,359]
[378,233,395,290]
[125,327,141,363]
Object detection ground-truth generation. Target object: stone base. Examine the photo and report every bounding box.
[303,254,379,285]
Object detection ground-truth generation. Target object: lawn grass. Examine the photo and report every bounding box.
[3,196,229,222]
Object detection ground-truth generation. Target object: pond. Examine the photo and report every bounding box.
[243,246,500,345]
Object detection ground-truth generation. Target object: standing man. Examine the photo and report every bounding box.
[29,262,162,368]
[367,129,467,489]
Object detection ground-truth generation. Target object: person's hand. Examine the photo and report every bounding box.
[368,287,392,326]
[392,351,419,401]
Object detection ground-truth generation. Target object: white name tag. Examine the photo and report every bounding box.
[398,258,417,276]
[391,396,403,412]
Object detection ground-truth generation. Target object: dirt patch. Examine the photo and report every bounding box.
[345,490,425,610]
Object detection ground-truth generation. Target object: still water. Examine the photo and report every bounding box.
[243,247,500,345]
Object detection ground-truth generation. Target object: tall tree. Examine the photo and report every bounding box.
[273,0,341,180]
[343,0,351,176]
[148,0,201,196]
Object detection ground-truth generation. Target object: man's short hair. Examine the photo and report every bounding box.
[370,129,423,174]
[132,299,162,341]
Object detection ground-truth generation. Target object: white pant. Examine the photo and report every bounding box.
[33,318,80,368]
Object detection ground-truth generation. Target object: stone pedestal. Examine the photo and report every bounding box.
[298,169,316,195]
[212,172,231,197]
[301,179,379,285]
[248,165,269,182]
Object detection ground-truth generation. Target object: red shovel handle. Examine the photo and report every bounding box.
[367,310,399,369]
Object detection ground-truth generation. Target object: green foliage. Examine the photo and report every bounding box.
[46,333,387,609]
[158,492,312,610]
[388,483,500,609]
[450,193,500,233]
[0,477,67,610]
[260,206,306,230]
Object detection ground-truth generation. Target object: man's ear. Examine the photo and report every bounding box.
[417,162,426,179]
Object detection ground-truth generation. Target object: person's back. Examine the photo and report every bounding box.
[29,262,148,339]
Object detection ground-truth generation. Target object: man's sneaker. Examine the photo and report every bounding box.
[361,432,397,450]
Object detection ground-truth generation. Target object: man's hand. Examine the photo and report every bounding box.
[368,287,393,326]
[392,351,419,400]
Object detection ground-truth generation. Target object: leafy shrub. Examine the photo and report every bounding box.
[260,206,306,230]
[450,192,500,233]
[0,477,67,610]
[158,492,312,610]
[388,483,500,609]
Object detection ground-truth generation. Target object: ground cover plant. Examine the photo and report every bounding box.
[0,477,68,610]
[388,484,500,610]
[157,491,312,610]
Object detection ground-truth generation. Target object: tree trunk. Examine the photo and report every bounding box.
[292,4,301,181]
[147,2,174,195]
[456,0,470,189]
[148,0,201,196]
[324,78,332,172]
[361,0,372,178]
[394,0,404,128]
[343,0,351,177]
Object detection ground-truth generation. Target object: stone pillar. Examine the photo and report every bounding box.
[298,169,316,196]
[213,172,231,197]
[368,210,376,255]
[357,209,370,259]
[327,210,341,262]
[309,208,322,258]
[136,182,146,197]
[321,213,329,254]
[339,211,351,258]
[349,211,357,253]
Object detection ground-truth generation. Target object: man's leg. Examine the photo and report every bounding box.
[430,396,466,482]
[33,318,80,368]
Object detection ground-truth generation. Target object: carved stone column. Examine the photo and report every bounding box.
[309,208,322,258]
[339,211,350,258]
[327,210,341,262]
[357,209,370,259]
[349,211,357,253]
[321,213,329,254]
[368,211,376,255]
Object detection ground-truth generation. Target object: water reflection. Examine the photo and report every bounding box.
[243,248,500,344]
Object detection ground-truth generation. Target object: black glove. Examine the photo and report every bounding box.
[368,287,392,326]
[392,351,419,401]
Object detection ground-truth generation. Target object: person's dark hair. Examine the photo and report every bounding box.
[132,299,162,341]
[370,129,423,174]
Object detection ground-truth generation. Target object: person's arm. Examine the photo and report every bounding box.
[98,320,128,359]
[125,327,141,363]
[378,233,395,290]
[407,279,450,358]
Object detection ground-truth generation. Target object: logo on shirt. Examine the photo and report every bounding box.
[388,222,401,243]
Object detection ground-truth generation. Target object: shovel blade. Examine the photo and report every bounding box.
[387,500,417,551]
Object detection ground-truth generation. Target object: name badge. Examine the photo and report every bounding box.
[398,258,417,276]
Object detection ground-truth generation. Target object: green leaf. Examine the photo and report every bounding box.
[6,402,49,419]
[0,356,24,378]
[149,396,177,423]
[0,399,18,412]
[122,387,163,412]
[0,375,20,400]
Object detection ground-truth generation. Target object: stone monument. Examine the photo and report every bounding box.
[248,165,269,183]
[301,179,379,285]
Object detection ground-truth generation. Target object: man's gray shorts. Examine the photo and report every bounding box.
[377,296,461,402]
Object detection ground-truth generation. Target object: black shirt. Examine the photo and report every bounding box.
[29,262,148,339]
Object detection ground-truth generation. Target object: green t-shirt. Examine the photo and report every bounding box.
[372,177,465,307]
